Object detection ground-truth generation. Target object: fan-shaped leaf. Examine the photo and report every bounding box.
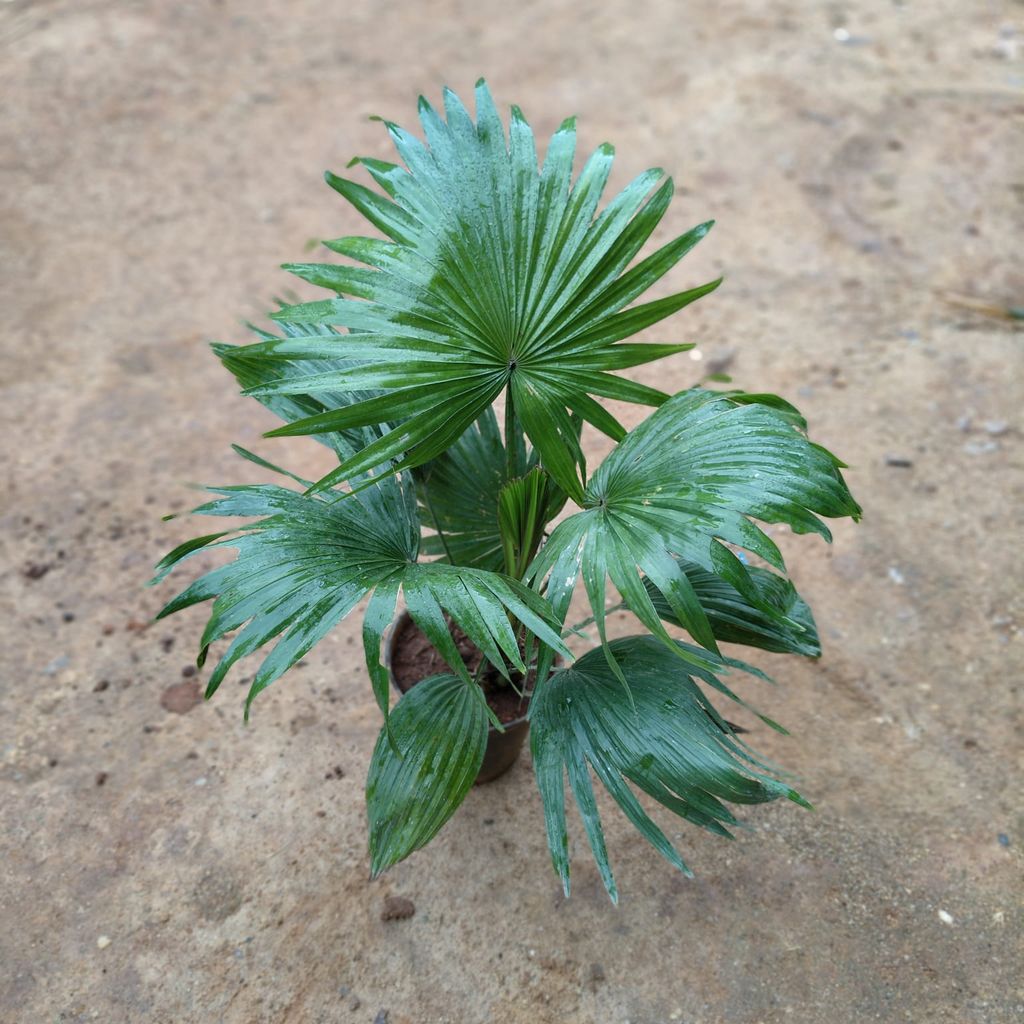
[367,673,489,875]
[645,559,821,657]
[223,81,717,499]
[529,388,860,672]
[530,636,808,901]
[150,467,571,718]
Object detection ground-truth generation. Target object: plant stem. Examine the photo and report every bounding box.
[504,386,519,481]
[421,483,456,565]
[563,600,628,638]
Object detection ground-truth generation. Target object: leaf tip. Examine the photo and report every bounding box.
[787,789,813,811]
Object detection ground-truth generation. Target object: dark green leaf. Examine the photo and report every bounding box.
[150,472,570,717]
[529,388,859,669]
[221,82,717,495]
[530,636,808,901]
[367,673,488,875]
[645,559,821,657]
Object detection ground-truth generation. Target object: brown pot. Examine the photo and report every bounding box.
[384,610,533,785]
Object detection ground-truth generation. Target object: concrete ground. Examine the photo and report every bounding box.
[2,1,1021,1021]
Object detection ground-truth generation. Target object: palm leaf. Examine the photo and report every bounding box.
[415,408,569,572]
[645,559,821,657]
[528,388,860,677]
[150,467,571,720]
[529,635,809,902]
[367,672,488,875]
[227,80,717,501]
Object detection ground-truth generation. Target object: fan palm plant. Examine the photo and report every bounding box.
[153,80,860,901]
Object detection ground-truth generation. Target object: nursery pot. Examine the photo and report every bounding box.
[384,610,534,785]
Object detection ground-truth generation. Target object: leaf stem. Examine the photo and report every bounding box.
[421,482,456,565]
[504,386,520,482]
[563,600,628,638]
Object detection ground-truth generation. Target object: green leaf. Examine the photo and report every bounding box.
[367,673,488,875]
[150,470,571,717]
[529,388,860,668]
[530,636,808,901]
[645,559,821,657]
[414,409,507,570]
[415,409,569,571]
[497,466,556,579]
[223,81,717,496]
[213,315,388,465]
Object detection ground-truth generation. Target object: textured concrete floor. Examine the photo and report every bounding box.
[2,1,1022,1022]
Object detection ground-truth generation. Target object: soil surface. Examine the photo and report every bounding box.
[1,3,1022,1023]
[390,617,533,725]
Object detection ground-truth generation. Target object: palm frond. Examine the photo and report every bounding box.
[529,388,860,676]
[530,636,808,902]
[150,467,570,720]
[645,558,821,657]
[228,81,717,500]
[367,672,489,875]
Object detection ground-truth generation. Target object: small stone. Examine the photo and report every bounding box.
[62,611,75,622]
[381,896,416,921]
[160,680,202,714]
[181,664,197,678]
[964,439,999,455]
[705,348,736,375]
[983,420,1009,436]
[96,935,111,949]
[590,962,606,987]
[22,562,52,580]
[938,909,954,925]
[372,1012,388,1024]
[884,454,913,468]
[350,996,362,1010]
[93,680,110,692]
[95,771,108,787]
[161,636,175,652]
[997,833,1010,847]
